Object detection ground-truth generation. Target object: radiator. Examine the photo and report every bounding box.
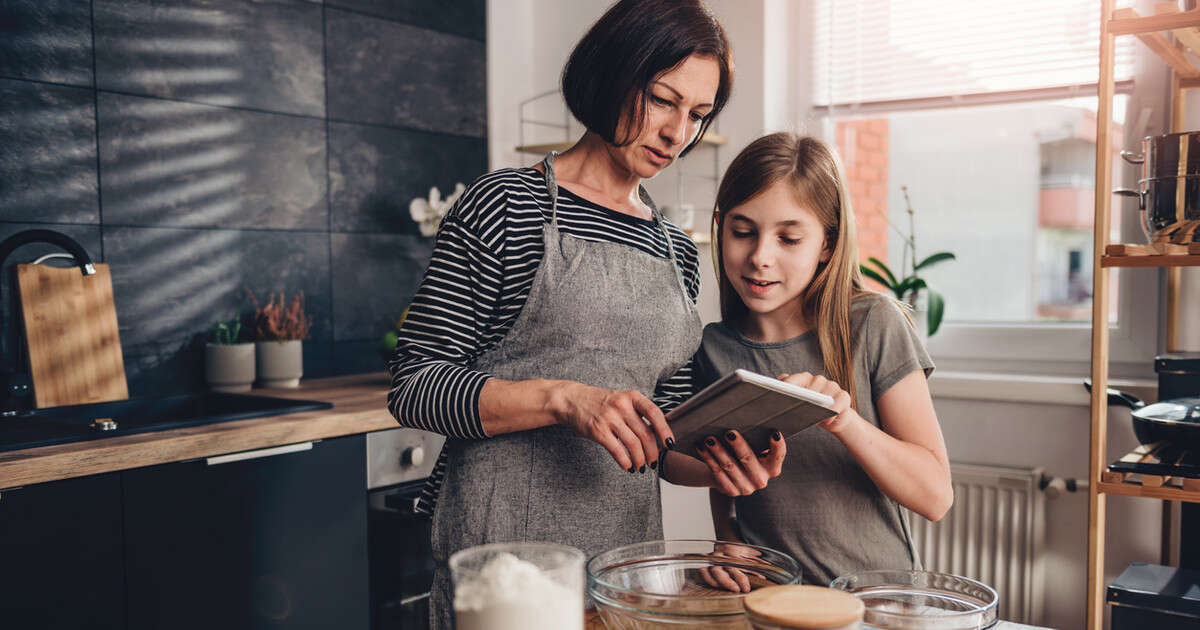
[909,463,1046,625]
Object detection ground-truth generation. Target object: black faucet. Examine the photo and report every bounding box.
[0,229,96,415]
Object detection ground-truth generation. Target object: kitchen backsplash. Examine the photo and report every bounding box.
[0,0,487,395]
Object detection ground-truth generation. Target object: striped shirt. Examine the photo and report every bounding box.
[386,167,701,512]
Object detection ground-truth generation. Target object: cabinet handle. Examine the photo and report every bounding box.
[205,442,313,466]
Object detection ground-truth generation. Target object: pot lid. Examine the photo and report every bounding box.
[1133,398,1200,426]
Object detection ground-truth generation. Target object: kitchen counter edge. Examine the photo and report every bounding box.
[0,373,400,490]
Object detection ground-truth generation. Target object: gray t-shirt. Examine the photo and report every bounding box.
[695,293,935,586]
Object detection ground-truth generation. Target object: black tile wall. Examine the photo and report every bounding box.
[327,0,485,41]
[329,121,485,233]
[93,0,325,117]
[98,93,328,230]
[0,80,100,224]
[0,0,95,87]
[326,9,486,136]
[0,0,487,396]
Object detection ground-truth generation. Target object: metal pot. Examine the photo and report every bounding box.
[1113,132,1200,245]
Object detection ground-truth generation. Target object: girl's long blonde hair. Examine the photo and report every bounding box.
[712,132,869,405]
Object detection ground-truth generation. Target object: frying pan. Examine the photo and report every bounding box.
[1085,380,1200,451]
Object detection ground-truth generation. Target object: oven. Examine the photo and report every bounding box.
[367,428,444,630]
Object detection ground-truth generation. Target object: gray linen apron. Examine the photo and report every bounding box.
[428,153,702,628]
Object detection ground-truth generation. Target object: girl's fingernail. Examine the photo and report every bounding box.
[705,436,717,447]
[628,466,636,473]
[650,459,657,470]
[725,431,737,442]
[665,437,676,450]
[639,465,646,474]
[772,430,783,442]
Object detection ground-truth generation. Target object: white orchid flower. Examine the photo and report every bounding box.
[409,182,467,238]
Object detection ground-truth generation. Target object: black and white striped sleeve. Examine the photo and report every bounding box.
[385,178,508,439]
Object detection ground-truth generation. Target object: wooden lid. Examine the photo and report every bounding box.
[744,585,865,628]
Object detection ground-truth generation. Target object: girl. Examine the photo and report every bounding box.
[696,132,954,587]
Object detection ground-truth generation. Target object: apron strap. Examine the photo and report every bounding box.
[541,151,560,230]
[544,151,691,304]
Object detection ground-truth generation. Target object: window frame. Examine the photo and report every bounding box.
[808,64,1165,380]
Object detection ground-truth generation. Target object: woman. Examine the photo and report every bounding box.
[386,1,783,626]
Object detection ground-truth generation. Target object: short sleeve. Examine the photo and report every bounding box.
[862,298,935,401]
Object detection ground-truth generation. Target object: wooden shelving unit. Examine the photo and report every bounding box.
[1088,3,1200,629]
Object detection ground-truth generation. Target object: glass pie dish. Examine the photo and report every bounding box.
[586,539,801,629]
[829,570,998,630]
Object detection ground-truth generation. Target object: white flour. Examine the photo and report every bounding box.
[453,552,583,630]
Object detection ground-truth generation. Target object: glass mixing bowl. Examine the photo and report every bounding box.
[829,570,998,630]
[586,539,801,629]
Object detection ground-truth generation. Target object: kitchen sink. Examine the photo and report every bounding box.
[0,392,332,452]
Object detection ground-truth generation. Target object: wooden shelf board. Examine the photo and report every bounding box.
[1111,8,1200,78]
[515,132,728,155]
[1156,2,1200,53]
[1102,243,1200,266]
[1110,7,1200,36]
[1097,479,1200,503]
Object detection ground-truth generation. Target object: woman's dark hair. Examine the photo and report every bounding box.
[561,0,732,157]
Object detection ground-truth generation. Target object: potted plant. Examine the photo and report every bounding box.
[247,289,312,388]
[205,314,254,392]
[859,186,956,337]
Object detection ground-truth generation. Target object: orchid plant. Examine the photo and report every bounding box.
[859,186,956,336]
[409,183,466,237]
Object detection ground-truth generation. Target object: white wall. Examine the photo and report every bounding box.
[486,2,1172,628]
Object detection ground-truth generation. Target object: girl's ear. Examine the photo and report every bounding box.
[819,238,834,263]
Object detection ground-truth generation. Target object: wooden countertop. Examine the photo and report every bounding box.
[0,373,399,490]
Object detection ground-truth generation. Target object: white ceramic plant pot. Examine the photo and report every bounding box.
[205,342,255,393]
[256,340,303,388]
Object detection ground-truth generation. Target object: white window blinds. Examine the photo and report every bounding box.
[813,0,1137,107]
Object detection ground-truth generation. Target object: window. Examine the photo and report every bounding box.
[811,0,1160,376]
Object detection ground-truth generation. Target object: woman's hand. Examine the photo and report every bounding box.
[779,372,855,434]
[694,429,786,496]
[551,382,673,473]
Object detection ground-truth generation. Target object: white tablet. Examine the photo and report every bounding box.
[666,369,837,454]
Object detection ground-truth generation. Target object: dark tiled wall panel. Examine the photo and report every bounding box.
[326,10,486,136]
[98,93,328,230]
[329,121,486,233]
[328,0,485,41]
[0,0,95,86]
[105,226,333,393]
[0,80,100,224]
[93,0,325,117]
[0,0,486,393]
[331,233,432,341]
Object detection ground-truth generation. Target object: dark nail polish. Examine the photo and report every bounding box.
[650,459,657,470]
[725,431,737,443]
[665,437,676,450]
[628,466,636,473]
[639,465,646,474]
[705,436,717,447]
[772,430,783,442]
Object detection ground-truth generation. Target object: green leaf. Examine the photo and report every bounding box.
[866,257,899,287]
[895,277,927,301]
[927,289,946,336]
[914,252,956,272]
[860,265,894,290]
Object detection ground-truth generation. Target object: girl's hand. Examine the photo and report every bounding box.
[695,429,786,496]
[779,371,855,434]
[551,382,672,473]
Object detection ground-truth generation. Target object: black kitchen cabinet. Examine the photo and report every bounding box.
[0,472,126,630]
[122,435,369,630]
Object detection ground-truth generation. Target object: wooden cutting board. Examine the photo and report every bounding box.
[16,263,128,408]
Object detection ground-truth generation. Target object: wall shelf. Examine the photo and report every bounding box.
[1087,3,1200,629]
